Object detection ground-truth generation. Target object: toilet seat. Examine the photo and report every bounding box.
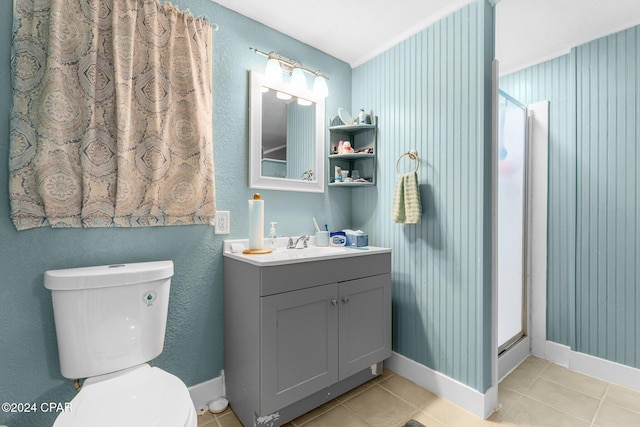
[53,364,196,427]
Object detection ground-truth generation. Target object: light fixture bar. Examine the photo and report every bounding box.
[249,47,329,80]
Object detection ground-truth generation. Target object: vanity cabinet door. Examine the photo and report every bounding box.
[338,274,391,380]
[260,283,339,414]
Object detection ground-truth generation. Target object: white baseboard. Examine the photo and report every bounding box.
[545,341,640,392]
[188,374,225,412]
[386,352,498,419]
[498,337,531,381]
[531,336,546,359]
[544,341,570,366]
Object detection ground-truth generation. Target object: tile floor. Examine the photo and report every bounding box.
[197,356,640,427]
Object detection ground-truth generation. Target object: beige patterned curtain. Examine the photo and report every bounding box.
[9,0,215,230]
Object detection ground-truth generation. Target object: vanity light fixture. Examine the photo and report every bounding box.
[291,65,307,92]
[250,47,329,98]
[265,53,283,84]
[312,72,328,99]
[276,91,292,100]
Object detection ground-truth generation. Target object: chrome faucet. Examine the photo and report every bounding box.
[287,235,309,249]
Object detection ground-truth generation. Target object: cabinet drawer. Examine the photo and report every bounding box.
[260,252,391,296]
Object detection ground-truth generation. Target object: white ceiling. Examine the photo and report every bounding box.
[497,0,640,74]
[213,0,640,75]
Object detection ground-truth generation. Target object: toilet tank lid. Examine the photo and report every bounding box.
[45,261,174,290]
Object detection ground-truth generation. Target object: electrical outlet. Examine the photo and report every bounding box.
[215,211,230,234]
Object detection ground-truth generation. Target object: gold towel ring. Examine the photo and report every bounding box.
[396,150,419,173]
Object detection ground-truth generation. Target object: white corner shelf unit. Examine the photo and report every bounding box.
[328,116,378,187]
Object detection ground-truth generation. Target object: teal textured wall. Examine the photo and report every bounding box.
[0,1,352,426]
[501,25,640,370]
[351,1,495,392]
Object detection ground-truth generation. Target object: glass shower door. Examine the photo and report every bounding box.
[497,89,528,353]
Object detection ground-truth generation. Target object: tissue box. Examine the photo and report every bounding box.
[346,233,368,247]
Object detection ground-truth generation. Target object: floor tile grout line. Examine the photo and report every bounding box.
[292,382,381,427]
[536,371,609,399]
[503,361,599,424]
[337,399,378,427]
[395,407,424,427]
[339,383,424,427]
[530,375,608,401]
[214,410,229,427]
[522,360,613,403]
[341,380,378,401]
[510,360,549,396]
[598,395,640,416]
[495,388,525,420]
[519,387,602,424]
[590,382,610,426]
[289,399,338,427]
[376,379,438,412]
[508,362,640,420]
[296,401,341,427]
[291,376,394,426]
[375,370,397,383]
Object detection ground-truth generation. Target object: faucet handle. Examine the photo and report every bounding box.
[287,235,310,249]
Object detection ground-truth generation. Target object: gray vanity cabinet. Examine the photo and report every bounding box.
[337,274,391,380]
[261,283,339,413]
[224,252,391,427]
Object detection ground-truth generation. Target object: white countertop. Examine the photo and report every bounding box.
[223,238,391,267]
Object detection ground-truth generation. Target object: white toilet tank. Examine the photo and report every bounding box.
[45,261,174,379]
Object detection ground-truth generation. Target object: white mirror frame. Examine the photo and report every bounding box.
[249,71,325,193]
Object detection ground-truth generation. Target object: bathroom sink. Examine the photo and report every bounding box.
[223,239,390,267]
[275,246,349,258]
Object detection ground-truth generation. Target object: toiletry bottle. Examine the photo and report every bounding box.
[338,140,344,154]
[358,108,366,124]
[269,222,278,248]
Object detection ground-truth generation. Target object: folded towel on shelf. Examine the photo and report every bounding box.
[392,171,422,224]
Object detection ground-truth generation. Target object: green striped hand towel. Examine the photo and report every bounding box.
[393,172,422,224]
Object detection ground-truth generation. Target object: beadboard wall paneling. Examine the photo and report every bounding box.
[501,24,640,371]
[287,101,315,179]
[351,0,494,392]
[575,26,640,368]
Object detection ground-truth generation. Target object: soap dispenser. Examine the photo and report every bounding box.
[269,222,278,248]
[358,108,366,124]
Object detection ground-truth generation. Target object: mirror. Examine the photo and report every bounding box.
[249,71,325,192]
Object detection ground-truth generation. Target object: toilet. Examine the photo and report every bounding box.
[45,261,197,427]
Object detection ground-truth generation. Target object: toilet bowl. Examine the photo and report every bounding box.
[53,364,196,427]
[45,261,197,427]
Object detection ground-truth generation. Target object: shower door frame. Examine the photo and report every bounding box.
[497,89,530,356]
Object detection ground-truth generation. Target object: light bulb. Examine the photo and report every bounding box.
[276,91,292,100]
[313,74,328,98]
[291,66,307,92]
[265,56,282,84]
[297,98,312,106]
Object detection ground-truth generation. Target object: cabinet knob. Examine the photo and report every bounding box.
[331,299,338,306]
[342,296,350,304]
